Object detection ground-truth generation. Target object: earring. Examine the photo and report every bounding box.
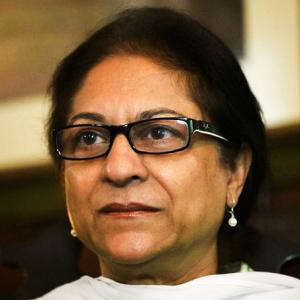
[228,200,237,227]
[70,228,77,237]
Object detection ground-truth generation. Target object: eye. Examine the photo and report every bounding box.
[73,129,108,149]
[132,120,187,143]
[80,131,100,145]
[147,126,174,140]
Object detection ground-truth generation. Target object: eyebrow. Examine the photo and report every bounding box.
[139,108,185,120]
[69,108,185,125]
[69,112,105,124]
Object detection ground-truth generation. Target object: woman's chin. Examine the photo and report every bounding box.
[96,232,167,265]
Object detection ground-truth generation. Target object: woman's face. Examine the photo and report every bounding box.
[64,55,241,278]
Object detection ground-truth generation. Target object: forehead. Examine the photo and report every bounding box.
[70,55,203,124]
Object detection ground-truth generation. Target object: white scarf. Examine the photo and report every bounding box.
[34,272,300,300]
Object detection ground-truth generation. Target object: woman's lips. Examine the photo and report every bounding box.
[99,203,162,217]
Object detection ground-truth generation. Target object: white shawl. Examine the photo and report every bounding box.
[33,272,300,300]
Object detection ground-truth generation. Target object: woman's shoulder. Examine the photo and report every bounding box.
[208,271,300,286]
[30,276,98,300]
[190,271,300,299]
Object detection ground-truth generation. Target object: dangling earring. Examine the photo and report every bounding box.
[70,228,77,237]
[228,200,238,227]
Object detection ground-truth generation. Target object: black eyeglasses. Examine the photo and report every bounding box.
[53,117,228,160]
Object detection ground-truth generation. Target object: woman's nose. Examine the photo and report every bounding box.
[101,134,149,186]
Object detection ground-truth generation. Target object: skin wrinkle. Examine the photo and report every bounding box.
[63,54,250,285]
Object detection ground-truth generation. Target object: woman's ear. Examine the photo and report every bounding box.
[226,145,252,207]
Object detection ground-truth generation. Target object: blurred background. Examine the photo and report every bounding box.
[0,0,299,298]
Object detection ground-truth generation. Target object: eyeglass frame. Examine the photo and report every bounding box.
[53,117,229,160]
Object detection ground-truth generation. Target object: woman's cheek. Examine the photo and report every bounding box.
[64,164,96,226]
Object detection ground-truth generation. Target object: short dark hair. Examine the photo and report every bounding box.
[47,7,267,223]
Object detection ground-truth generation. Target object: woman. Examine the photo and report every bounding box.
[34,7,300,299]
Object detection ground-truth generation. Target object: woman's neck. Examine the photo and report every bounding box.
[98,242,218,285]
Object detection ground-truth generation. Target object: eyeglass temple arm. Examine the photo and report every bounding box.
[192,120,228,142]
